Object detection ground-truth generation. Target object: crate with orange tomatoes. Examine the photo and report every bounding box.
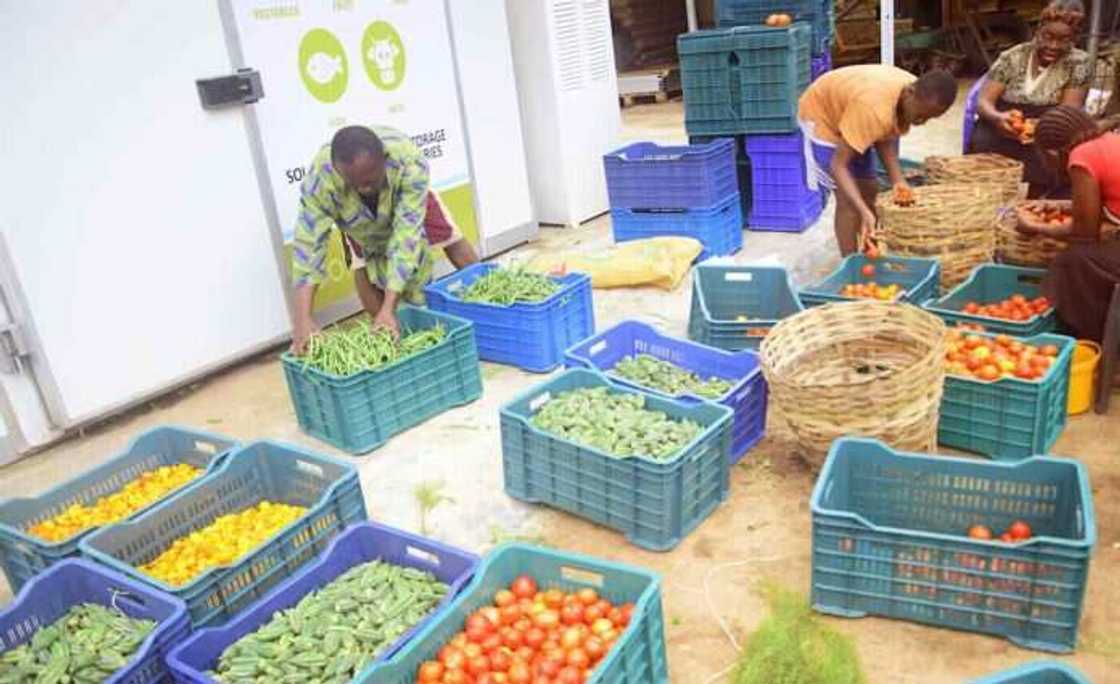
[940,328,1074,460]
[364,543,668,683]
[924,264,1057,336]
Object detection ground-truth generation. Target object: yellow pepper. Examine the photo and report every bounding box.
[28,463,203,542]
[138,500,306,586]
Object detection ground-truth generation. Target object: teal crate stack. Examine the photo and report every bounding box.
[0,425,237,593]
[924,264,1057,335]
[940,332,1075,460]
[679,24,812,137]
[716,0,835,56]
[80,441,367,628]
[281,305,482,454]
[811,438,1096,653]
[364,544,669,683]
[688,264,805,351]
[500,368,732,552]
[970,661,1091,684]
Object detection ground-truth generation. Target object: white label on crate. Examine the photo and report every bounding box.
[296,460,325,478]
[406,545,440,567]
[195,440,218,454]
[561,566,604,588]
[529,392,552,412]
[725,272,754,282]
[588,341,608,356]
[448,280,464,293]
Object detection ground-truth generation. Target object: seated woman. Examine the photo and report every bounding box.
[1018,106,1120,342]
[970,0,1089,197]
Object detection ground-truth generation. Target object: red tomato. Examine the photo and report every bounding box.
[464,643,484,660]
[443,671,470,684]
[418,661,445,682]
[999,532,1014,543]
[590,618,614,636]
[482,632,504,653]
[967,524,993,540]
[469,613,497,633]
[495,589,517,607]
[1008,520,1033,540]
[861,264,876,278]
[440,646,466,670]
[606,607,624,626]
[536,657,562,677]
[542,589,565,609]
[516,646,535,663]
[525,627,547,649]
[468,654,493,676]
[512,575,538,600]
[619,604,635,626]
[514,618,533,633]
[508,662,532,684]
[559,626,585,650]
[556,666,584,684]
[1040,344,1059,357]
[481,607,502,627]
[502,628,525,650]
[500,605,522,626]
[576,588,599,606]
[467,623,492,643]
[490,649,513,673]
[560,602,585,625]
[566,648,590,670]
[583,604,605,624]
[583,635,605,661]
[534,610,560,630]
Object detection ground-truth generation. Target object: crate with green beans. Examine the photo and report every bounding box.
[501,368,732,551]
[281,305,482,454]
[425,263,595,372]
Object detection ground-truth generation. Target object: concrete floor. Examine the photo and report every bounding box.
[2,84,1118,682]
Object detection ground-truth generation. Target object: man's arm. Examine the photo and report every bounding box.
[289,179,336,353]
[375,154,431,336]
[875,136,905,187]
[831,142,877,239]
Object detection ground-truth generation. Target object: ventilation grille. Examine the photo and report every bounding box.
[551,0,613,92]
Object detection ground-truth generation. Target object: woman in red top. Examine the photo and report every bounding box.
[1018,105,1120,341]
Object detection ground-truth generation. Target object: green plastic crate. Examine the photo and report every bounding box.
[679,24,811,136]
[688,264,804,351]
[924,264,1057,336]
[812,438,1095,653]
[940,332,1075,461]
[281,305,482,454]
[363,544,669,683]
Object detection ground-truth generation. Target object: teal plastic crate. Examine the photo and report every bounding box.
[970,661,1091,683]
[0,425,237,594]
[80,441,367,628]
[811,438,1095,653]
[500,369,733,552]
[924,264,1057,336]
[679,24,811,136]
[716,0,835,55]
[688,264,805,351]
[940,332,1075,461]
[281,305,482,454]
[800,255,941,307]
[362,544,669,683]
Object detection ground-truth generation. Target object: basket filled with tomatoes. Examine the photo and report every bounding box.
[363,543,668,684]
[799,254,940,307]
[940,328,1075,460]
[995,199,1074,267]
[923,264,1057,336]
[811,437,1096,653]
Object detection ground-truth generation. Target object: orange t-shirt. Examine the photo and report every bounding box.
[1067,132,1120,220]
[798,65,917,153]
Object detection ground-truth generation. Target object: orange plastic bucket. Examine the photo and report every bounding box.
[1067,341,1101,415]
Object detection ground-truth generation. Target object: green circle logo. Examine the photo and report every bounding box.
[298,28,348,103]
[362,21,406,91]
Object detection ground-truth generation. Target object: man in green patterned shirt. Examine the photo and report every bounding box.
[290,125,458,354]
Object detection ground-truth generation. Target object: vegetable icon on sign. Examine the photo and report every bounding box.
[298,28,348,103]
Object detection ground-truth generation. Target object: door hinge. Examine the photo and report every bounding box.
[196,68,264,110]
[0,321,30,375]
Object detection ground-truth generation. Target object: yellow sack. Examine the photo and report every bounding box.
[525,237,703,291]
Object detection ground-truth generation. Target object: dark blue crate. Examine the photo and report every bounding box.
[680,24,812,136]
[689,134,754,220]
[689,265,805,350]
[611,193,744,261]
[923,264,1057,336]
[749,188,823,232]
[0,559,189,684]
[811,437,1096,653]
[0,426,238,594]
[425,264,595,372]
[716,0,835,55]
[745,130,809,187]
[281,306,482,454]
[971,661,1091,684]
[500,369,732,551]
[166,522,479,684]
[604,139,738,210]
[564,320,768,463]
[363,544,668,683]
[799,254,941,306]
[940,332,1075,461]
[80,441,367,628]
[811,49,831,81]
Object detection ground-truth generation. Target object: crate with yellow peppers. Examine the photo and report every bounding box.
[80,440,367,628]
[0,426,237,592]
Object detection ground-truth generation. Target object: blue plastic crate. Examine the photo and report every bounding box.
[0,559,189,684]
[800,255,941,307]
[924,264,1057,335]
[425,263,595,372]
[363,543,668,683]
[281,306,482,455]
[603,139,739,210]
[611,193,744,261]
[564,321,767,464]
[679,24,812,136]
[749,186,824,232]
[689,265,805,350]
[970,661,1091,683]
[0,426,237,594]
[940,332,1075,461]
[715,0,835,55]
[166,522,479,684]
[501,369,732,551]
[811,47,831,81]
[689,134,754,220]
[811,437,1096,653]
[745,130,808,187]
[80,441,367,628]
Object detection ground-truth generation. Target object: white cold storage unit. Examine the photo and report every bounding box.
[506,0,622,227]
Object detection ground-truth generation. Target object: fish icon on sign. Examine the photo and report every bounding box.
[305,52,344,85]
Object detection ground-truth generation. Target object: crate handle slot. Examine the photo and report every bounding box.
[108,587,149,612]
[529,392,552,412]
[295,460,325,478]
[194,440,218,454]
[1016,274,1043,286]
[588,340,608,357]
[560,565,604,588]
[447,279,465,293]
[631,208,687,215]
[405,545,441,568]
[725,272,754,282]
[728,51,742,119]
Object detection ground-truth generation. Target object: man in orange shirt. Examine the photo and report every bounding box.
[799,66,958,254]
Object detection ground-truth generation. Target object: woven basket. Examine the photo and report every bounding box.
[924,153,1024,206]
[997,199,1120,266]
[876,183,1003,291]
[759,301,946,467]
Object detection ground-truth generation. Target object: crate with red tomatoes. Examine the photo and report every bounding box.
[923,264,1057,336]
[940,327,1074,460]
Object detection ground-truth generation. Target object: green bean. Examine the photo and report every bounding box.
[611,354,733,399]
[460,268,560,305]
[530,387,703,460]
[299,320,446,377]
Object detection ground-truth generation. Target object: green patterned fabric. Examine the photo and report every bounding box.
[989,42,1090,107]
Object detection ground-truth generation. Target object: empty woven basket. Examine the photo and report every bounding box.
[924,153,1024,207]
[759,301,946,467]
